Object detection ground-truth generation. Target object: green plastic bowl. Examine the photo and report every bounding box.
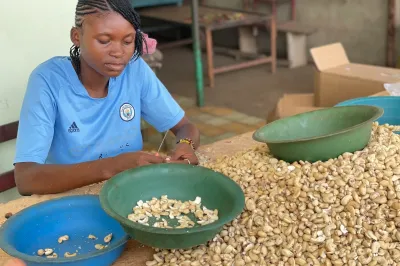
[253,105,383,163]
[99,164,245,249]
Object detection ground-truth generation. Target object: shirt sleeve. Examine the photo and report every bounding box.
[14,71,56,164]
[139,58,185,133]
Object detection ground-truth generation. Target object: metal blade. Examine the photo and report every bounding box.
[157,131,169,154]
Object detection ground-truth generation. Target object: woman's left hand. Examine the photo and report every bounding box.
[168,143,199,165]
[3,258,26,266]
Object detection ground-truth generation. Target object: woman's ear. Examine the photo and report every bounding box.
[70,27,80,47]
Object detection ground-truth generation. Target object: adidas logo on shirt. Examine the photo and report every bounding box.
[68,122,80,133]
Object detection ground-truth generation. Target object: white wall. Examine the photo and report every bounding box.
[0,0,77,125]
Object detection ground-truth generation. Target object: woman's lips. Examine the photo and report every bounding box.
[105,63,125,71]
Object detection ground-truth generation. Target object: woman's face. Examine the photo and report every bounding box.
[71,11,136,77]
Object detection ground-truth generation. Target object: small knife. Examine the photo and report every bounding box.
[155,131,169,156]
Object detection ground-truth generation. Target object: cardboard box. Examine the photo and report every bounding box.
[310,43,400,107]
[267,91,393,123]
[267,93,324,123]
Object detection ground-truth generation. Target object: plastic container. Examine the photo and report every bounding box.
[100,164,245,249]
[253,106,383,163]
[335,96,400,126]
[0,195,128,266]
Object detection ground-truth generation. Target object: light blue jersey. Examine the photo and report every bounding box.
[14,56,184,165]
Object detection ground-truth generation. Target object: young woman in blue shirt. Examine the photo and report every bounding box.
[14,0,200,196]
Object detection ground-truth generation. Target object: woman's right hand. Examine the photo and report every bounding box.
[115,151,166,169]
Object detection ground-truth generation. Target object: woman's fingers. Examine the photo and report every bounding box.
[164,158,193,164]
[144,153,165,164]
[3,258,26,266]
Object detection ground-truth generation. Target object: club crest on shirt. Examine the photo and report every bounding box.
[120,103,135,122]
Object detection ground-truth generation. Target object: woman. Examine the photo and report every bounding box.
[14,0,200,196]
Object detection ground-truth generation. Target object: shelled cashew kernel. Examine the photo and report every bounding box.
[37,248,57,259]
[104,233,113,243]
[95,244,105,250]
[37,248,58,259]
[58,235,69,244]
[37,249,45,256]
[46,253,57,259]
[36,233,112,259]
[44,249,53,256]
[64,252,77,258]
[128,196,219,229]
[88,234,97,240]
[145,124,400,266]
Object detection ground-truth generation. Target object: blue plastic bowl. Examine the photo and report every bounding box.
[336,96,400,126]
[0,195,129,266]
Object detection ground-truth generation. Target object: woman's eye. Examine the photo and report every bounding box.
[98,39,110,45]
[124,40,134,45]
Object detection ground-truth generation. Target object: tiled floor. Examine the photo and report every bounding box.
[157,47,314,118]
[142,95,266,152]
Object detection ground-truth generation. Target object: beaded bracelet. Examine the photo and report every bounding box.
[177,138,195,150]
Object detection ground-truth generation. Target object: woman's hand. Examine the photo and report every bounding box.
[3,258,26,266]
[117,151,166,168]
[168,117,200,165]
[168,143,199,165]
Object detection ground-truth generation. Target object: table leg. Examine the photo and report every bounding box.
[191,0,205,106]
[243,0,250,9]
[271,1,277,20]
[291,0,296,20]
[253,0,258,10]
[270,16,277,73]
[242,0,246,9]
[205,28,215,88]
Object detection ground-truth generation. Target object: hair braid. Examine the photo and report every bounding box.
[70,0,145,77]
[107,0,146,58]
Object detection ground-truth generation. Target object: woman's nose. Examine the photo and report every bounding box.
[109,43,124,58]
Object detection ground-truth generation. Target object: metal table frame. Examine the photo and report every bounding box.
[140,2,277,107]
[191,0,204,106]
[201,6,276,89]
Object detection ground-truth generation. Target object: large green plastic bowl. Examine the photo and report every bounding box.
[99,164,245,249]
[253,105,383,163]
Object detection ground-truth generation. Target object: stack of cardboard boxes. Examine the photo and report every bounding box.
[267,43,399,123]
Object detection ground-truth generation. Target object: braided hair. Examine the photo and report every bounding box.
[70,0,146,76]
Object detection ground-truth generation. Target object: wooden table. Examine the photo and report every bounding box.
[0,132,259,265]
[139,4,277,88]
[243,0,297,21]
